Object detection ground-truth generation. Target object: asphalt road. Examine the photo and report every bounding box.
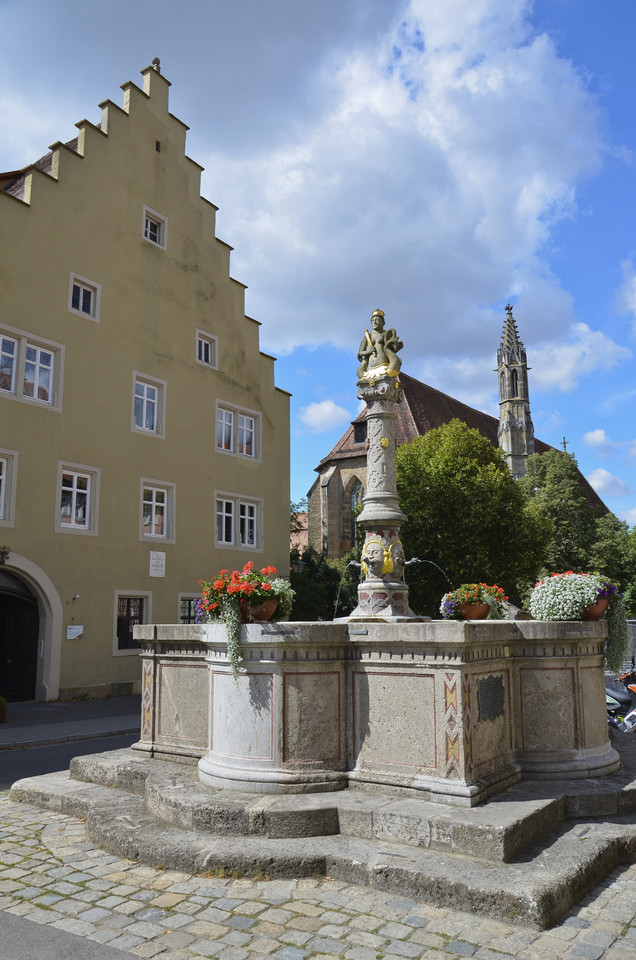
[0,734,138,790]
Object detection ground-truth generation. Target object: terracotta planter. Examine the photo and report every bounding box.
[457,602,490,620]
[240,598,279,624]
[583,597,610,621]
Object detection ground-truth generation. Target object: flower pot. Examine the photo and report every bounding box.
[583,597,610,621]
[240,598,279,623]
[457,602,490,620]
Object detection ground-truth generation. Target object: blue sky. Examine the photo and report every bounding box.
[2,0,636,518]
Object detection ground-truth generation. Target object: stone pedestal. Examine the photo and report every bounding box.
[197,623,349,793]
[509,621,617,779]
[133,625,209,762]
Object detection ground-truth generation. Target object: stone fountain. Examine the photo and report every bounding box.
[133,309,619,805]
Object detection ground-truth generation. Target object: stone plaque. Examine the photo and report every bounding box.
[477,675,505,722]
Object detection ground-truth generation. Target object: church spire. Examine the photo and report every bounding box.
[497,304,534,478]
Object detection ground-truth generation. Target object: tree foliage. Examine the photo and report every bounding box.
[289,546,358,621]
[518,449,601,574]
[518,449,636,615]
[396,420,551,617]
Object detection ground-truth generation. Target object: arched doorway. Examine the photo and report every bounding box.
[0,569,39,701]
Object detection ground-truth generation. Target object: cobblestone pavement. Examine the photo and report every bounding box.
[2,794,636,960]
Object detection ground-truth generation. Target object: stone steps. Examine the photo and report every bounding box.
[9,761,636,929]
[9,737,636,928]
[69,750,565,863]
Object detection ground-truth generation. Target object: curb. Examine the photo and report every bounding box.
[0,727,139,751]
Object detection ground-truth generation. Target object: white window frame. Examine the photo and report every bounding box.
[113,591,152,657]
[142,205,167,250]
[214,490,263,552]
[0,335,17,394]
[140,478,176,543]
[196,329,218,370]
[55,461,100,536]
[68,273,101,321]
[0,448,18,527]
[215,401,261,461]
[132,372,166,438]
[0,323,64,411]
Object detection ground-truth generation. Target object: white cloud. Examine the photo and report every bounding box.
[530,324,631,392]
[201,0,606,366]
[586,468,633,497]
[620,507,636,526]
[583,428,617,456]
[298,400,351,433]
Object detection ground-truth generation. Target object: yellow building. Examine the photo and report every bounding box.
[0,62,290,702]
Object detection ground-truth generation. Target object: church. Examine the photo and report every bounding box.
[307,306,604,560]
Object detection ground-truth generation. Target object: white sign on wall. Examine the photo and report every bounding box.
[149,551,166,578]
[66,625,84,640]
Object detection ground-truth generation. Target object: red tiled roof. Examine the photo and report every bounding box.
[315,371,606,511]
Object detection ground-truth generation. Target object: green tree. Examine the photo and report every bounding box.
[587,513,636,616]
[290,498,308,536]
[289,547,358,620]
[518,448,602,573]
[396,420,551,617]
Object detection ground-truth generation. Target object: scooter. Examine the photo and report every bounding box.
[607,660,636,733]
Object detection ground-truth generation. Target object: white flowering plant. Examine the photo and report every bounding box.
[529,572,600,621]
[529,571,629,672]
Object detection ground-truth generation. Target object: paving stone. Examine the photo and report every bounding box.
[197,905,232,923]
[385,939,425,957]
[78,906,115,922]
[273,948,309,960]
[52,916,97,937]
[126,919,168,938]
[153,913,190,931]
[244,937,280,954]
[568,946,606,960]
[404,914,428,928]
[88,926,122,944]
[151,892,187,908]
[344,948,379,960]
[379,921,417,939]
[445,942,477,958]
[307,936,347,954]
[185,919,229,938]
[159,930,196,948]
[281,929,313,946]
[130,942,169,957]
[108,933,146,950]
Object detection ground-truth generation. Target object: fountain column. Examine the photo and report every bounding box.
[349,310,420,620]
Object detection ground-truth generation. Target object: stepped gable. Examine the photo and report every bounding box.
[314,370,606,511]
[1,136,82,200]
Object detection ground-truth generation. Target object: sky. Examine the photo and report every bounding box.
[2,0,636,521]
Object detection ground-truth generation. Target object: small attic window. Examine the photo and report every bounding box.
[353,422,367,444]
[143,205,167,250]
[155,140,161,153]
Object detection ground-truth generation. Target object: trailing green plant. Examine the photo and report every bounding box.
[605,593,630,673]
